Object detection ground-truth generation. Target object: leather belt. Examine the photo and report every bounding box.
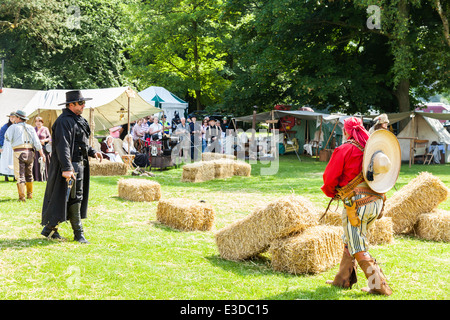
[352,187,386,219]
[13,147,33,152]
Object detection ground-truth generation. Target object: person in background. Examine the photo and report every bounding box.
[122,134,150,168]
[162,115,171,135]
[369,113,389,134]
[174,117,190,162]
[101,135,123,163]
[132,118,147,152]
[205,118,222,153]
[201,118,208,152]
[149,116,163,141]
[33,116,52,181]
[189,115,202,161]
[5,110,45,201]
[0,112,16,181]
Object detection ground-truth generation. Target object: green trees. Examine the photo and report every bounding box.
[0,0,130,89]
[221,0,449,115]
[1,0,448,115]
[126,0,230,111]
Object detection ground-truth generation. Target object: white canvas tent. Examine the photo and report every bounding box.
[139,86,188,123]
[22,87,160,134]
[0,88,41,120]
[396,113,450,163]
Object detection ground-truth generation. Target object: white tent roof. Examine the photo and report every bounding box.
[0,88,41,120]
[139,86,188,106]
[22,87,160,131]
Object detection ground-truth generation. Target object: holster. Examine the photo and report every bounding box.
[344,199,361,227]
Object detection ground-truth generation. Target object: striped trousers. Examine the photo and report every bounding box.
[342,193,383,256]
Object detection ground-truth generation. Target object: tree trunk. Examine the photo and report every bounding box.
[195,89,202,111]
[192,20,202,111]
[435,0,450,47]
[395,0,411,132]
[395,79,411,131]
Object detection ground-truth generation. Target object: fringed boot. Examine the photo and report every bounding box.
[355,252,392,296]
[326,245,358,289]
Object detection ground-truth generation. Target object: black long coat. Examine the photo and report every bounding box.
[41,108,97,227]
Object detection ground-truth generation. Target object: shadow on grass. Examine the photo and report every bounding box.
[0,198,18,203]
[263,284,360,300]
[0,237,62,250]
[205,254,276,276]
[149,220,183,233]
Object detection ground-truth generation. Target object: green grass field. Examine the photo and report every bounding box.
[0,154,449,300]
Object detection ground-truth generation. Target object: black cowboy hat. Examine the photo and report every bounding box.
[58,90,93,106]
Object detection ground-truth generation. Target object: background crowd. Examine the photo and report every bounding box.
[0,112,238,182]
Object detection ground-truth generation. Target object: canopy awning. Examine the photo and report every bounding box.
[23,87,160,131]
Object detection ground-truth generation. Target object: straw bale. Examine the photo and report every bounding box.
[367,217,394,245]
[414,210,450,242]
[384,172,450,234]
[212,159,235,179]
[319,211,342,227]
[214,195,319,261]
[318,211,393,245]
[181,161,215,183]
[269,226,343,274]
[233,161,252,177]
[202,152,236,161]
[156,198,215,231]
[118,178,161,202]
[90,159,128,176]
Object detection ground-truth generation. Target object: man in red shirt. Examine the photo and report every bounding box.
[322,117,392,296]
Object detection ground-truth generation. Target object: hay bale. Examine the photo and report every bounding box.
[319,211,342,227]
[384,172,450,234]
[118,178,161,202]
[156,198,215,231]
[181,161,215,183]
[367,217,394,245]
[414,209,450,242]
[269,225,343,274]
[90,158,128,176]
[318,211,393,245]
[233,161,251,177]
[215,195,319,261]
[212,159,235,179]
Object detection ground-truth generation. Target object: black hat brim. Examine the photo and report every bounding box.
[58,97,93,106]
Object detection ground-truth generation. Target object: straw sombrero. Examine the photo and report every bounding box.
[362,129,401,194]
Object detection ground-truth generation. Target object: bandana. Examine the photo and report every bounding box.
[344,117,369,148]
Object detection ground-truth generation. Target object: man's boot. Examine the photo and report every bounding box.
[68,203,89,244]
[356,252,392,296]
[326,245,357,288]
[17,183,26,202]
[41,225,65,240]
[26,182,33,199]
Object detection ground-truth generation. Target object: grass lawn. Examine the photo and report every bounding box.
[0,154,449,300]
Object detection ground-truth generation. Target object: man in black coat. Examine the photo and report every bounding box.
[41,91,102,243]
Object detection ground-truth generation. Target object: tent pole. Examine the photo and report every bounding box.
[324,119,338,150]
[127,95,131,155]
[316,116,323,159]
[89,108,94,147]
